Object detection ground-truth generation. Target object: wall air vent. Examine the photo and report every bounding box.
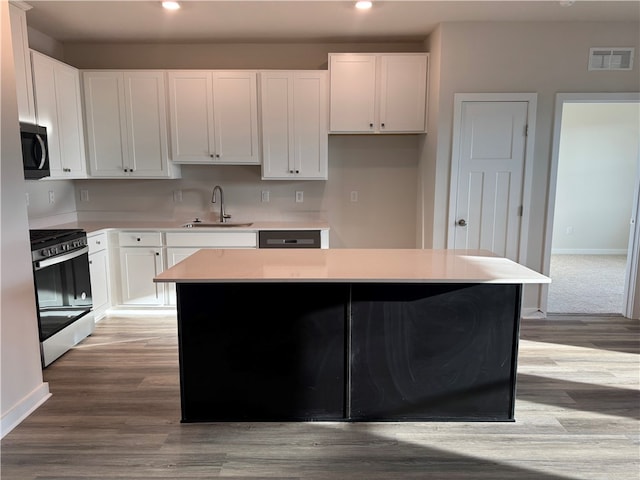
[588,47,634,71]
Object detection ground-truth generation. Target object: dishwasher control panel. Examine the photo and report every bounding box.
[258,230,321,249]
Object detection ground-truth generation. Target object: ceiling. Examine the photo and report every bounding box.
[22,0,640,44]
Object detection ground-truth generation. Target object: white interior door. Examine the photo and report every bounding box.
[450,100,529,261]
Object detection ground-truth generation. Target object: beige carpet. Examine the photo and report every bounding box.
[548,254,627,314]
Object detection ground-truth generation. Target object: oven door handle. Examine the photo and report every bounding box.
[34,246,89,271]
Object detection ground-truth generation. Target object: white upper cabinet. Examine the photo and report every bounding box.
[31,51,87,179]
[9,3,35,123]
[260,71,328,180]
[167,70,260,165]
[83,70,180,179]
[329,53,428,134]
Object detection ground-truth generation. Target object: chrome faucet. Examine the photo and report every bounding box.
[211,185,231,223]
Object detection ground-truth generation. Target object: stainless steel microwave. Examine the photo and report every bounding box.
[20,122,50,180]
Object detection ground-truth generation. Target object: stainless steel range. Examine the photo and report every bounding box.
[29,229,94,367]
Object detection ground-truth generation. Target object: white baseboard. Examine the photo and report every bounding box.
[105,306,177,317]
[521,308,546,319]
[551,249,627,255]
[1,382,51,439]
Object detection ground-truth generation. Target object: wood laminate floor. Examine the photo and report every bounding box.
[1,314,638,479]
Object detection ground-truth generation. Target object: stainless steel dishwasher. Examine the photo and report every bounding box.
[258,230,321,248]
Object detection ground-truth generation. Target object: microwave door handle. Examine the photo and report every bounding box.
[35,134,46,169]
[34,246,88,271]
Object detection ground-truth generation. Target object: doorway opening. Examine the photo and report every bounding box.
[544,95,640,316]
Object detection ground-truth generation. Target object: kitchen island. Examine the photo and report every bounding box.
[154,249,550,423]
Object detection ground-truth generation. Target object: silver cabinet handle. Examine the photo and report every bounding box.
[35,134,47,169]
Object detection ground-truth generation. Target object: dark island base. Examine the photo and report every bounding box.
[176,282,522,423]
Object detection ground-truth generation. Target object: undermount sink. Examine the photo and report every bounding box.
[182,222,253,228]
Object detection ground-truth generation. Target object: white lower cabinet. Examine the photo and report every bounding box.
[117,231,165,306]
[88,231,111,320]
[110,230,258,309]
[165,247,200,305]
[164,231,258,305]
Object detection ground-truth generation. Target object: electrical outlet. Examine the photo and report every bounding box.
[80,189,90,202]
[295,191,304,203]
[48,190,55,204]
[566,226,574,235]
[25,193,30,206]
[173,190,183,203]
[261,190,270,203]
[350,191,359,202]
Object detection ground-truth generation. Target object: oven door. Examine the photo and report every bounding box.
[33,247,93,342]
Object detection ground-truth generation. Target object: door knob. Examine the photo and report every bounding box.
[457,219,467,227]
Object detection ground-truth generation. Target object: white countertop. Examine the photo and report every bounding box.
[154,248,551,284]
[43,220,330,235]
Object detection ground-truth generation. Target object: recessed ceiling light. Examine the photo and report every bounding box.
[355,1,373,10]
[162,1,180,10]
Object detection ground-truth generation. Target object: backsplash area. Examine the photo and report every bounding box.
[26,135,420,248]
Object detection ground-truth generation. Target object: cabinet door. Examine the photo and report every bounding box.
[123,72,171,177]
[32,52,86,179]
[54,61,87,177]
[260,72,294,178]
[167,71,215,163]
[329,54,376,133]
[83,72,128,176]
[119,247,165,305]
[292,71,328,179]
[379,54,427,133]
[89,249,111,316]
[10,4,35,123]
[166,247,200,305]
[212,71,260,164]
[31,53,61,173]
[261,71,327,180]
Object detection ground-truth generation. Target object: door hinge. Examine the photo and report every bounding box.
[518,205,523,217]
[524,125,528,137]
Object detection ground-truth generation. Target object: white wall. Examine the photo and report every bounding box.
[71,135,419,248]
[24,21,640,309]
[25,179,78,228]
[552,103,639,254]
[31,40,426,249]
[1,0,50,438]
[424,21,640,310]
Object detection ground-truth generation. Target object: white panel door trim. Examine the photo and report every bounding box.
[542,92,640,318]
[448,93,537,265]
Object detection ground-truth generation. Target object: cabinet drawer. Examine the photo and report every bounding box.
[165,231,257,248]
[88,231,107,254]
[119,231,163,247]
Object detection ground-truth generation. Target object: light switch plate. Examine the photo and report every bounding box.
[295,191,304,203]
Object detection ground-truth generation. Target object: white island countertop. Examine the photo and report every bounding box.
[154,249,551,284]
